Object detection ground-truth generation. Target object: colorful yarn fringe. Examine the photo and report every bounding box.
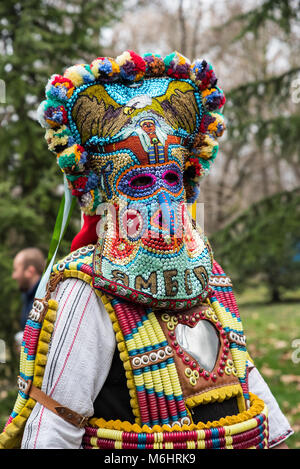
[83,395,268,450]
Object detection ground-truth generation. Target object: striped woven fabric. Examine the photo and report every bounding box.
[82,399,269,450]
[209,261,249,399]
[110,297,189,427]
[4,319,43,428]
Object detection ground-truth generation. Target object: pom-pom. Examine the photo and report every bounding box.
[45,125,74,153]
[38,100,68,129]
[116,50,146,81]
[207,112,226,137]
[58,144,88,173]
[45,105,68,129]
[193,134,219,161]
[190,60,218,91]
[45,74,75,102]
[90,57,120,81]
[184,159,204,203]
[69,171,99,197]
[37,100,49,128]
[164,51,191,79]
[199,113,226,138]
[143,54,165,77]
[64,64,95,87]
[202,87,226,111]
[38,50,226,213]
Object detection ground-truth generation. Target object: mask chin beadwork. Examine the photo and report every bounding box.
[38,51,226,309]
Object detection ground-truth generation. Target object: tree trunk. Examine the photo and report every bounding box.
[269,281,281,303]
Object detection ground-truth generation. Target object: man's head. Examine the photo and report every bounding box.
[12,248,45,292]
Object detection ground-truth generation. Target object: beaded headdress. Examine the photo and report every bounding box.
[37,51,226,310]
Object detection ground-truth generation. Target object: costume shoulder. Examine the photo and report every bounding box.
[52,243,95,282]
[210,259,240,315]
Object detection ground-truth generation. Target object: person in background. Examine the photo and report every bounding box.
[12,248,46,330]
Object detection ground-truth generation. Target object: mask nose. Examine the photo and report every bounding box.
[156,169,182,236]
[157,190,176,236]
[129,168,182,236]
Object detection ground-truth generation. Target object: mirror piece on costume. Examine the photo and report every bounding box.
[175,320,220,372]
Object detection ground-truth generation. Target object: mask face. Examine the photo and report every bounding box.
[67,77,213,309]
[38,51,226,309]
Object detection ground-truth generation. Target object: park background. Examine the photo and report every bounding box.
[0,0,299,447]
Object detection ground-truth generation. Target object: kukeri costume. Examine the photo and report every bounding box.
[0,51,292,449]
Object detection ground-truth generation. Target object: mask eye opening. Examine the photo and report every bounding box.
[129,174,155,189]
[163,170,180,186]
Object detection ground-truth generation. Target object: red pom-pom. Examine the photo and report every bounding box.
[128,50,146,74]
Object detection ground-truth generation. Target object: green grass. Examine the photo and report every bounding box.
[236,285,300,449]
[1,285,299,448]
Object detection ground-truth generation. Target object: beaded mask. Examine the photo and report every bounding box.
[38,51,226,310]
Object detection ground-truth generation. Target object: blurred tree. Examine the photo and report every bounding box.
[211,188,300,302]
[0,0,124,381]
[208,1,300,299]
[104,1,300,232]
[229,0,300,37]
[212,0,300,229]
